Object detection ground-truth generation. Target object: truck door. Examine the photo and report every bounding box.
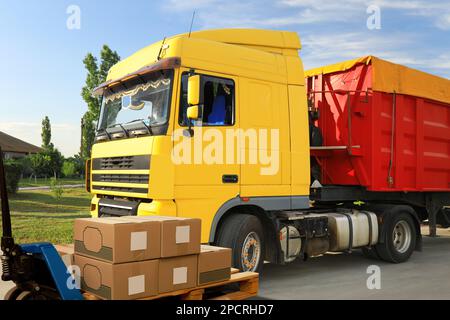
[173,70,240,233]
[239,78,291,197]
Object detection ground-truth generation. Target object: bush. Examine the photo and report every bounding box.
[62,160,77,178]
[50,177,64,200]
[4,160,22,194]
[17,156,33,177]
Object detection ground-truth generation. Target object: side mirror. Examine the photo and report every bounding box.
[187,75,201,106]
[187,105,199,120]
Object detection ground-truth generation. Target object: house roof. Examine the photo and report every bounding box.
[0,131,42,154]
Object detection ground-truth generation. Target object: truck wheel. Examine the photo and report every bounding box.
[215,214,265,273]
[376,212,416,263]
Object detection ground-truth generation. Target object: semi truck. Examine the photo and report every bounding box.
[87,29,450,272]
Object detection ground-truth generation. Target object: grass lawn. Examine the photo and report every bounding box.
[18,178,84,188]
[0,188,91,245]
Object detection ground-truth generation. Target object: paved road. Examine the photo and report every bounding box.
[1,229,449,300]
[19,184,85,191]
[256,229,450,300]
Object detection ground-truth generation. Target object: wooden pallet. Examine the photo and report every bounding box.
[83,268,259,301]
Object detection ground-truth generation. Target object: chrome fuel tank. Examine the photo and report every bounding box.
[326,210,378,251]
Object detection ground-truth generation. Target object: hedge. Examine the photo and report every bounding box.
[4,160,22,194]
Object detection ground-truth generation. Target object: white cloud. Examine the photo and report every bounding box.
[164,0,450,77]
[0,122,80,157]
[167,0,450,29]
[301,31,450,78]
[281,0,450,28]
[302,31,413,64]
[167,0,217,11]
[282,0,447,11]
[436,14,450,30]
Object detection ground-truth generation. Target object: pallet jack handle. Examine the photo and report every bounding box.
[0,147,13,239]
[0,147,15,282]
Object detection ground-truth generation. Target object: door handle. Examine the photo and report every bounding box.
[222,175,238,184]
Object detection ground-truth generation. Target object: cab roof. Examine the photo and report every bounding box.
[186,28,301,51]
[105,29,302,86]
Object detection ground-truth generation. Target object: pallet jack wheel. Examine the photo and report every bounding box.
[5,285,60,300]
[4,286,23,300]
[16,291,35,300]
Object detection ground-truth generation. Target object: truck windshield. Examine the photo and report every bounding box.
[97,71,173,133]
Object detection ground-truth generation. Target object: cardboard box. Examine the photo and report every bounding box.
[74,217,161,263]
[198,245,232,285]
[74,254,158,300]
[54,244,75,268]
[127,216,201,257]
[158,255,198,293]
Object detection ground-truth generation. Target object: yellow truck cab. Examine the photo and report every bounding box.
[88,28,444,272]
[89,29,310,271]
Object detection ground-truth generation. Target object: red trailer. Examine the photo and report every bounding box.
[306,56,450,235]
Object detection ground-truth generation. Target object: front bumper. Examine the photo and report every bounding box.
[91,196,176,218]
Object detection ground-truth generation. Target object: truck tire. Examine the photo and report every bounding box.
[375,212,416,263]
[215,214,265,273]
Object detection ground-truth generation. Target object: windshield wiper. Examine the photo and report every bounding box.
[103,128,112,140]
[125,119,153,135]
[107,123,129,138]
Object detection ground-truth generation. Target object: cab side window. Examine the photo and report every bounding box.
[179,73,234,126]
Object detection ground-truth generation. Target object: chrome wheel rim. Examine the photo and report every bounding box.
[241,231,261,272]
[392,220,412,253]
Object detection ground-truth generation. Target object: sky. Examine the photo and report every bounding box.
[0,0,449,157]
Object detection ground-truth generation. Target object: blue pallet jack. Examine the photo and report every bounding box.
[0,148,83,300]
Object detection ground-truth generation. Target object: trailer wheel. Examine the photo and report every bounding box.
[376,212,416,263]
[215,214,265,273]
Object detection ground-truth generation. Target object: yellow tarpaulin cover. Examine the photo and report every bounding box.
[305,56,450,105]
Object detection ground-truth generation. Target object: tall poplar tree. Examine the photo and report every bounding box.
[41,116,51,148]
[80,45,120,158]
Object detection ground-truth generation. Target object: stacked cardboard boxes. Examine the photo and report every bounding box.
[72,216,231,300]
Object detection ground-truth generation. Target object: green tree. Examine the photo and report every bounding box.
[80,45,120,159]
[47,147,64,178]
[17,156,33,177]
[41,116,52,148]
[62,160,76,178]
[29,147,64,178]
[74,154,86,176]
[80,113,96,160]
[30,152,52,177]
[33,116,64,178]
